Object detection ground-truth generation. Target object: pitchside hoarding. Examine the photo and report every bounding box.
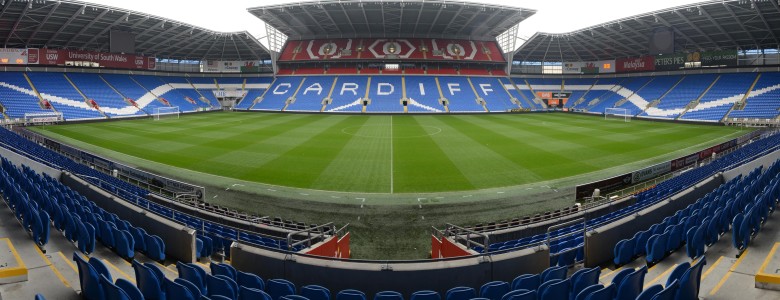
[654,53,687,71]
[700,50,738,67]
[203,60,268,73]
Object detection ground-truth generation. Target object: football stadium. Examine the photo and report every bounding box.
[1,0,780,299]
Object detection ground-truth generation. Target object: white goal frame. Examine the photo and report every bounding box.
[153,106,180,120]
[605,108,631,122]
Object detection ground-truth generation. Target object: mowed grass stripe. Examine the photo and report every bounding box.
[238,116,372,188]
[445,115,595,180]
[310,116,392,193]
[34,112,747,193]
[419,116,542,189]
[392,116,474,193]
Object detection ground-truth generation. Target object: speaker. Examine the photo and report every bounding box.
[402,100,408,106]
[649,27,675,55]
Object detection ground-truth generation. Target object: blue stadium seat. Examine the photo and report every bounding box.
[510,274,539,291]
[540,265,567,282]
[445,287,476,300]
[207,274,237,300]
[573,284,602,300]
[539,278,569,300]
[100,274,133,300]
[665,262,691,288]
[211,262,237,281]
[239,286,272,300]
[175,278,203,300]
[283,296,312,300]
[116,278,144,300]
[374,291,404,300]
[177,262,206,295]
[634,284,663,300]
[499,289,535,300]
[237,270,265,291]
[652,279,678,300]
[410,290,440,300]
[268,279,297,300]
[166,278,197,300]
[613,239,634,266]
[132,261,165,300]
[570,267,600,299]
[73,252,104,300]
[88,257,112,283]
[301,285,331,300]
[479,281,510,300]
[583,284,614,300]
[336,289,367,300]
[615,266,646,300]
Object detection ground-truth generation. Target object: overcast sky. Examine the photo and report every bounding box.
[90,0,705,48]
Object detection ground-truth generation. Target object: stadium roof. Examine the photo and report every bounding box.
[0,0,271,61]
[515,0,780,62]
[248,0,536,41]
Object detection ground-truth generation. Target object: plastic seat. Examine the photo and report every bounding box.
[176,262,205,295]
[88,257,112,283]
[132,227,147,253]
[511,274,539,291]
[35,294,46,300]
[500,289,535,300]
[73,252,104,300]
[101,274,132,300]
[239,286,272,300]
[613,239,634,266]
[114,229,135,260]
[665,262,691,287]
[570,267,600,298]
[268,279,297,300]
[445,287,476,300]
[116,278,144,300]
[479,281,509,300]
[410,290,440,300]
[337,289,367,300]
[237,270,265,291]
[132,260,165,300]
[583,284,614,300]
[374,291,404,300]
[610,269,633,288]
[146,234,166,261]
[211,262,237,281]
[539,278,569,300]
[175,278,202,300]
[615,266,647,300]
[301,285,331,300]
[166,278,196,300]
[208,274,238,300]
[573,284,602,300]
[652,279,678,300]
[540,265,567,282]
[283,296,311,300]
[635,284,663,300]
[646,234,667,265]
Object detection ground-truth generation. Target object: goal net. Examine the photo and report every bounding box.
[24,112,63,125]
[605,108,631,122]
[153,106,180,120]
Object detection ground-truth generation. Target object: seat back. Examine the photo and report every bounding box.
[374,291,404,300]
[511,274,540,291]
[572,267,600,297]
[175,278,203,299]
[237,270,265,291]
[336,289,367,300]
[115,278,144,300]
[445,287,476,300]
[584,284,614,300]
[615,266,647,300]
[410,290,441,300]
[165,278,197,300]
[479,281,509,300]
[73,253,103,300]
[574,284,602,300]
[665,262,690,287]
[268,279,297,300]
[132,261,165,300]
[301,285,332,300]
[240,286,272,300]
[207,274,237,300]
[177,262,205,294]
[100,274,131,300]
[651,279,678,300]
[539,278,569,300]
[541,266,567,282]
[500,289,535,300]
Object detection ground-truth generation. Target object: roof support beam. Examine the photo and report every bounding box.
[570,35,606,61]
[46,5,86,47]
[81,12,131,49]
[4,3,30,47]
[26,2,60,45]
[752,0,780,46]
[673,10,717,49]
[519,35,547,61]
[699,6,740,49]
[156,30,210,57]
[600,25,646,54]
[134,23,184,50]
[722,2,760,50]
[0,0,14,20]
[641,14,698,50]
[63,8,110,48]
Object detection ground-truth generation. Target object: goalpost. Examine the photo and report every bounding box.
[605,108,631,122]
[153,106,180,120]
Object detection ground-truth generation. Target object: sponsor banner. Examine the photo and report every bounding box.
[616,56,655,73]
[27,48,39,64]
[0,48,28,65]
[36,49,154,70]
[203,60,265,73]
[632,162,672,184]
[700,50,738,67]
[654,53,687,71]
[671,153,699,172]
[575,173,633,200]
[562,60,615,74]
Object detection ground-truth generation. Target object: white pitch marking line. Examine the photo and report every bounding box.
[390,115,394,194]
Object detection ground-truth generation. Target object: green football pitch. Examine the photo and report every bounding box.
[33,112,744,194]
